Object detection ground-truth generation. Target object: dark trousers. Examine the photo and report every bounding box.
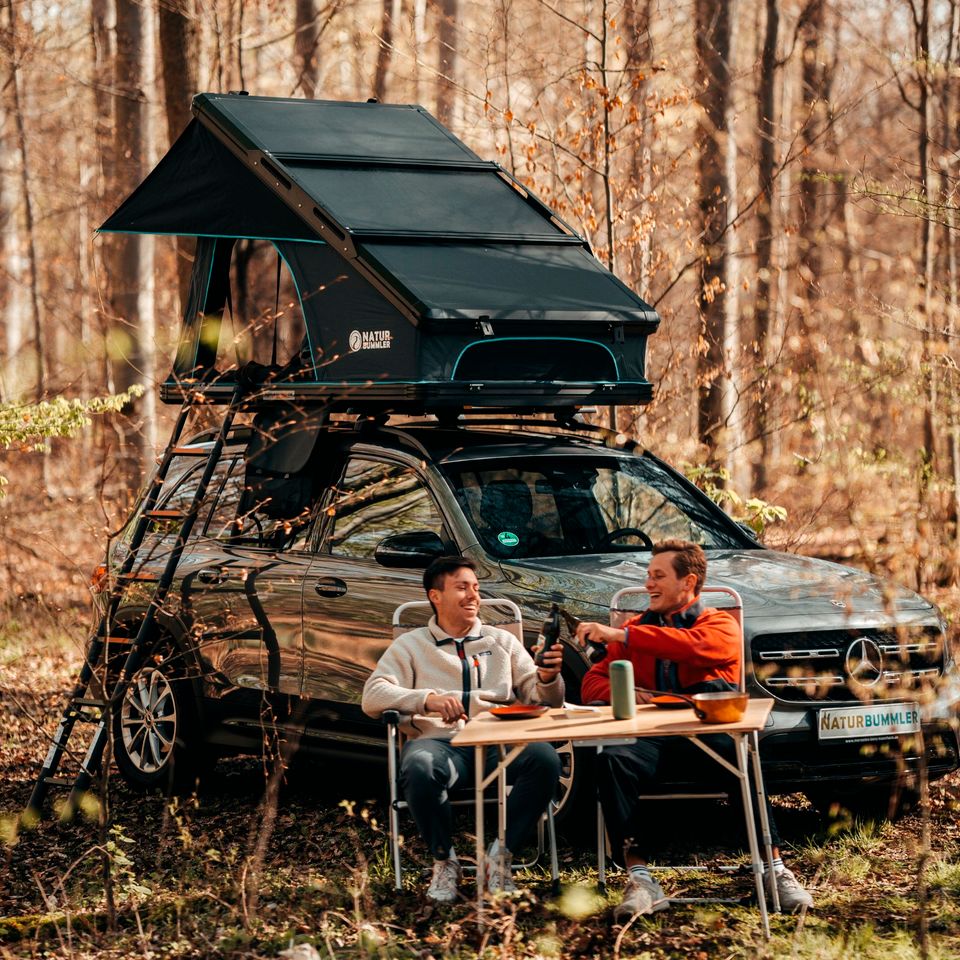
[597,734,781,862]
[399,738,561,860]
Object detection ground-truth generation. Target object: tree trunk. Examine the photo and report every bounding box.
[373,0,395,102]
[2,0,45,405]
[294,0,319,99]
[110,0,146,483]
[435,0,458,125]
[695,0,734,469]
[797,0,826,372]
[624,0,653,299]
[158,0,197,311]
[753,0,779,492]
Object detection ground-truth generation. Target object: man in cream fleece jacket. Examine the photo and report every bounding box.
[362,555,564,902]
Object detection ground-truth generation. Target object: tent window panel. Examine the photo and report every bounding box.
[453,339,617,382]
[289,166,556,238]
[203,239,310,377]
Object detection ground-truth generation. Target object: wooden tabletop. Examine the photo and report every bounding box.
[450,699,774,748]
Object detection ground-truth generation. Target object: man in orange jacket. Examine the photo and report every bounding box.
[576,539,813,921]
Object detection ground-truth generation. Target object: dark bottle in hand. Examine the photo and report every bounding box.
[557,607,607,664]
[534,603,561,666]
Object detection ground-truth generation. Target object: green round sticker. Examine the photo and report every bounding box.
[497,531,520,547]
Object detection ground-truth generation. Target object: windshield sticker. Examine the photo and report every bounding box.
[497,531,520,547]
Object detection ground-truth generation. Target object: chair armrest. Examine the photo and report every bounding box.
[382,709,400,726]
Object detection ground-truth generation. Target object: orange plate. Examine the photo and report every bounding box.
[650,695,690,709]
[489,705,549,720]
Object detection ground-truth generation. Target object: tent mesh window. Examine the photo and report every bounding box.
[452,339,617,382]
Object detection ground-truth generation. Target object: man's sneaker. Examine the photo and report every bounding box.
[775,866,814,912]
[614,874,670,922]
[484,840,518,894]
[427,856,461,903]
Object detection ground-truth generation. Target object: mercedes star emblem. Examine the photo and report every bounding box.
[845,637,884,687]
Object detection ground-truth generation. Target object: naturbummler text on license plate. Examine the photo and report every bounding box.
[817,703,920,741]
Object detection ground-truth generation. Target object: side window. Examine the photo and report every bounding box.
[203,459,244,541]
[326,458,446,559]
[204,458,316,551]
[143,455,235,542]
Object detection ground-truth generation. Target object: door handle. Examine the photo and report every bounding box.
[314,577,348,598]
[198,568,227,585]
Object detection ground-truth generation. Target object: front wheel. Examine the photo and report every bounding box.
[112,661,204,794]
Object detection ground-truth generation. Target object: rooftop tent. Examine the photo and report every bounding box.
[99,93,661,412]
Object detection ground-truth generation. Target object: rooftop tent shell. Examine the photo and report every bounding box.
[99,93,661,412]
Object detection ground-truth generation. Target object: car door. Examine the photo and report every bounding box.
[181,456,313,696]
[301,453,454,734]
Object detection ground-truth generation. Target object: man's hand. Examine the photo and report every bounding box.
[575,621,622,647]
[424,693,466,722]
[536,642,563,682]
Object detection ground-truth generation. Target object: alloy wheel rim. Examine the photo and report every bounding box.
[120,667,177,774]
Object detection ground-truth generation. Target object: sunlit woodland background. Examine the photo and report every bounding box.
[0,0,958,610]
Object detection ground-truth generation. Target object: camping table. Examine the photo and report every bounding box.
[450,699,778,937]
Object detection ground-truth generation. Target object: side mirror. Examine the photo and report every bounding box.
[375,531,447,568]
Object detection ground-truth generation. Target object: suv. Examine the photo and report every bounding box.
[101,414,959,821]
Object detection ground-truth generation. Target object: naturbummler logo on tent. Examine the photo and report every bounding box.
[349,329,392,352]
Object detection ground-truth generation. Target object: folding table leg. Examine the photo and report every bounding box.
[475,745,485,913]
[735,734,770,939]
[497,745,507,886]
[547,802,560,895]
[750,730,781,913]
[596,746,607,894]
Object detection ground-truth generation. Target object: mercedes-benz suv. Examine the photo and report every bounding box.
[99,413,959,821]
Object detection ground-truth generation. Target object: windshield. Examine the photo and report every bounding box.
[442,455,745,559]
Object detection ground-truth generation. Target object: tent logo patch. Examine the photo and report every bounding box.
[349,329,392,352]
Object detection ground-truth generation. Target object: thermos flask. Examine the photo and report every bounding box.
[609,660,636,719]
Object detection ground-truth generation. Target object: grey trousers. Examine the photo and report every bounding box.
[399,737,561,860]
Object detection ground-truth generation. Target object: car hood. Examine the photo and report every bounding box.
[500,549,939,625]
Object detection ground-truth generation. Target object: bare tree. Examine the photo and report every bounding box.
[108,0,148,480]
[158,0,198,310]
[695,0,735,469]
[294,0,320,98]
[435,0,458,124]
[373,0,397,101]
[753,0,780,492]
[2,0,45,406]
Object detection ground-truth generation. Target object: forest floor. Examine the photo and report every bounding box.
[0,606,959,960]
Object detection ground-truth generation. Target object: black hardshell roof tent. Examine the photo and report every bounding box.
[100,93,660,412]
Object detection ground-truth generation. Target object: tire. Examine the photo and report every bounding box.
[112,659,204,794]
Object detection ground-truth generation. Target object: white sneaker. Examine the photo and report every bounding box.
[427,856,461,903]
[614,873,670,922]
[484,840,518,894]
[775,866,814,912]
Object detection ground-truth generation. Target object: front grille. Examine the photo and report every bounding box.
[751,626,944,703]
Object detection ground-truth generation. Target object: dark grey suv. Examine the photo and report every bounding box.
[101,414,959,820]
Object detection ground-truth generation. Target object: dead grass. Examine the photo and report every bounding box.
[0,612,959,959]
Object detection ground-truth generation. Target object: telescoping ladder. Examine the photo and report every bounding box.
[25,386,242,821]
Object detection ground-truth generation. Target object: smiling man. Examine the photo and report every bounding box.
[362,556,564,903]
[575,539,813,921]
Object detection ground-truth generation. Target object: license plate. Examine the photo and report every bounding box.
[817,703,920,741]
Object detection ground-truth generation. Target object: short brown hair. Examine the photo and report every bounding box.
[423,555,478,594]
[652,540,706,593]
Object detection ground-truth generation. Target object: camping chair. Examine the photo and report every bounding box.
[384,598,560,893]
[594,586,780,910]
